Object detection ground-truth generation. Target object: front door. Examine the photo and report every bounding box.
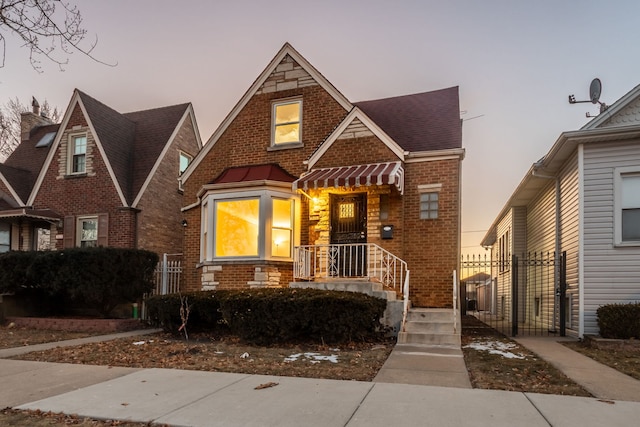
[330,193,367,277]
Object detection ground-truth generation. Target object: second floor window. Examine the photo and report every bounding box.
[71,135,87,174]
[272,100,302,145]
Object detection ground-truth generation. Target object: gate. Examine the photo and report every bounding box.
[460,251,567,337]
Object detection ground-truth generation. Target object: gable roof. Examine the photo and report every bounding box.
[27,90,197,207]
[181,42,353,183]
[306,107,406,168]
[355,87,462,152]
[0,123,59,205]
[481,83,640,247]
[581,83,640,130]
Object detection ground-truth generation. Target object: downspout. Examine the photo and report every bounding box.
[531,164,561,331]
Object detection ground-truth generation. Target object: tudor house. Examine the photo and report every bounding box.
[0,90,201,255]
[181,44,463,309]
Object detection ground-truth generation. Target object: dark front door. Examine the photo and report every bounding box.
[330,193,367,277]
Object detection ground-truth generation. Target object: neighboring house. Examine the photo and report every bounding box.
[481,83,640,338]
[180,43,464,308]
[0,90,202,255]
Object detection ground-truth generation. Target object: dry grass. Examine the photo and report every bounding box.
[0,323,96,349]
[563,341,640,381]
[461,315,591,396]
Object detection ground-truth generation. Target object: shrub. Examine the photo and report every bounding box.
[0,248,158,317]
[597,302,640,339]
[146,291,229,334]
[148,288,387,345]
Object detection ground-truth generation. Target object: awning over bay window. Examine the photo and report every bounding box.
[293,161,404,194]
[0,208,62,223]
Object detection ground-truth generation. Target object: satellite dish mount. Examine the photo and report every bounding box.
[569,78,608,117]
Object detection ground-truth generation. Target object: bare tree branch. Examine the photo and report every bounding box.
[0,0,115,72]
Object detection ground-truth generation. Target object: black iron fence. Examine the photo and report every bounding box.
[460,252,567,337]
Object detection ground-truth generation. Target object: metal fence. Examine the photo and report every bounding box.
[460,252,567,337]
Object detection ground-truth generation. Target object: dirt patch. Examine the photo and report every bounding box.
[0,324,97,349]
[563,341,640,381]
[0,408,168,426]
[461,315,591,396]
[12,332,394,382]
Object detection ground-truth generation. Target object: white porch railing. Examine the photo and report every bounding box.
[294,243,408,292]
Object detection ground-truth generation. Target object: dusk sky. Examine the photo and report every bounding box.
[1,0,639,255]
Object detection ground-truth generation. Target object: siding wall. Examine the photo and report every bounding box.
[558,153,580,335]
[525,179,556,330]
[582,140,640,335]
[494,211,513,321]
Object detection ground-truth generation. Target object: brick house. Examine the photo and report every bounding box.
[180,43,464,308]
[0,90,201,255]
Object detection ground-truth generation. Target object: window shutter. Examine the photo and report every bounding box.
[97,213,109,246]
[63,216,75,248]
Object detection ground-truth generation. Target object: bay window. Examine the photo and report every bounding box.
[201,188,299,261]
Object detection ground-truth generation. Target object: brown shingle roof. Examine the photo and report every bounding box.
[77,91,190,204]
[77,91,136,202]
[124,103,190,201]
[355,86,462,152]
[3,123,59,203]
[211,164,297,184]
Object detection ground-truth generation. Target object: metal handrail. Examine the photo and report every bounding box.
[294,243,409,293]
[453,269,458,334]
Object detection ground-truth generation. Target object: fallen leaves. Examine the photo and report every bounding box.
[11,332,394,382]
[254,382,279,390]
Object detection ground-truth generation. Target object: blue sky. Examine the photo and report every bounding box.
[2,0,639,254]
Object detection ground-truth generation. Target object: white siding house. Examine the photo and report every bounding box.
[482,84,640,338]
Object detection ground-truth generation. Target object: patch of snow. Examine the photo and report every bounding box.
[284,352,339,363]
[464,340,528,359]
[240,352,250,359]
[132,341,146,346]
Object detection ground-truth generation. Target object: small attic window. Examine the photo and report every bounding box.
[271,99,302,147]
[35,132,56,148]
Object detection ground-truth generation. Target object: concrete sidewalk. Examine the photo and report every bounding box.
[12,366,640,426]
[516,337,640,402]
[3,329,640,425]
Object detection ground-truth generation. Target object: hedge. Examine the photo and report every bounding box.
[0,248,158,317]
[146,288,387,344]
[597,302,640,339]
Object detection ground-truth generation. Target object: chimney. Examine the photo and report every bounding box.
[21,97,51,142]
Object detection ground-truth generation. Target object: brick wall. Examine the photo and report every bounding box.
[313,135,400,169]
[403,158,461,307]
[136,114,200,255]
[33,104,136,250]
[182,75,348,291]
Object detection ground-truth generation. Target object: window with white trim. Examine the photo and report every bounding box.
[418,183,441,220]
[69,134,87,174]
[272,100,302,146]
[0,223,10,253]
[201,190,298,261]
[179,151,192,175]
[77,217,98,248]
[615,169,640,244]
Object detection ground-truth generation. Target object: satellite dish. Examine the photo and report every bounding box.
[590,78,602,104]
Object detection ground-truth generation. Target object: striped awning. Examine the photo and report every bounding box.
[293,161,404,194]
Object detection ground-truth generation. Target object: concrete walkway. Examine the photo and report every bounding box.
[516,337,640,402]
[374,343,472,388]
[2,329,640,425]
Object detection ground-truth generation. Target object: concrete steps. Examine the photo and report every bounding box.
[289,280,397,301]
[398,308,460,347]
